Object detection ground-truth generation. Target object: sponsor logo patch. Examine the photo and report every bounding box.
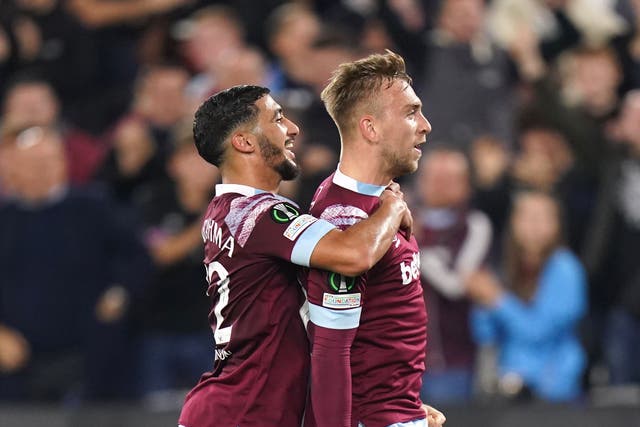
[270,202,300,223]
[322,292,361,309]
[283,214,316,240]
[328,272,356,293]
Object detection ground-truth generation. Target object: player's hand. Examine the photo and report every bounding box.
[0,325,31,373]
[422,404,446,427]
[465,269,503,307]
[382,182,413,239]
[399,205,413,240]
[380,184,405,210]
[385,181,404,199]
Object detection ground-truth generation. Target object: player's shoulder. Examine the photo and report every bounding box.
[312,181,376,228]
[224,192,301,245]
[314,198,370,229]
[223,191,297,219]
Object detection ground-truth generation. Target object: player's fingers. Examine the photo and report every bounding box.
[400,208,413,239]
[426,405,446,425]
[386,181,400,193]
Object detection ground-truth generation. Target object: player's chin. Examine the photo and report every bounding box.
[278,159,301,181]
[406,157,420,173]
[392,159,419,178]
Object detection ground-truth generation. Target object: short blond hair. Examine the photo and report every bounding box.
[321,50,411,136]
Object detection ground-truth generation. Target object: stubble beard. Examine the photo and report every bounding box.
[258,135,300,181]
[384,146,420,179]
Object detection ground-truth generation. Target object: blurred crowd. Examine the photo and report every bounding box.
[0,0,639,410]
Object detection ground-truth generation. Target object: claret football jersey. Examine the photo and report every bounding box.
[179,184,335,427]
[306,168,427,427]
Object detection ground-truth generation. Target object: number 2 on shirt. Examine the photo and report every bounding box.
[206,261,232,345]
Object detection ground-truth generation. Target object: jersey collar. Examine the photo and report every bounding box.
[215,184,266,197]
[332,165,386,197]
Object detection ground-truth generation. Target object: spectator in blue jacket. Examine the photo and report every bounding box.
[467,190,587,402]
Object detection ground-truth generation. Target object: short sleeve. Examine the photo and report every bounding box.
[305,202,368,331]
[234,197,335,267]
[307,268,366,330]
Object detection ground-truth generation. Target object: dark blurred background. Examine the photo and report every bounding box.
[0,0,639,425]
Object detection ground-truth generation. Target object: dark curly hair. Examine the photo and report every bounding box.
[193,85,270,167]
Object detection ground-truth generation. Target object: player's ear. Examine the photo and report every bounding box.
[359,115,378,143]
[230,132,256,154]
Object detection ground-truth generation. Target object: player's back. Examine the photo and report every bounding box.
[179,185,313,427]
[308,170,427,427]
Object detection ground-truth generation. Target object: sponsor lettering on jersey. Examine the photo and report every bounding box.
[202,219,236,257]
[322,292,362,309]
[400,252,420,285]
[283,214,317,241]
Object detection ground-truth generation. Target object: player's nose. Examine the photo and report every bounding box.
[285,117,299,137]
[418,112,432,135]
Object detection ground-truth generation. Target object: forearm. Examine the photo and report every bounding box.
[310,200,404,276]
[341,201,403,265]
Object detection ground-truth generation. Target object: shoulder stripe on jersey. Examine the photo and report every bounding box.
[320,204,369,227]
[333,167,386,196]
[309,303,361,329]
[291,219,335,267]
[226,194,293,247]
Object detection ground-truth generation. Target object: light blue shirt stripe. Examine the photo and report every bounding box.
[309,303,361,329]
[333,165,386,197]
[290,219,335,267]
[356,181,386,197]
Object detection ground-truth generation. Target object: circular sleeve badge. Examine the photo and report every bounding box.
[328,272,356,293]
[270,202,300,224]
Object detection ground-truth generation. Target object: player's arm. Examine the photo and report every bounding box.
[306,267,365,427]
[309,325,357,427]
[307,188,410,427]
[309,186,410,277]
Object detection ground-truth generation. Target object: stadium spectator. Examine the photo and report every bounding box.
[264,2,320,106]
[1,75,107,184]
[470,124,587,253]
[179,5,246,108]
[95,116,165,207]
[6,0,99,123]
[583,90,640,385]
[469,190,587,402]
[415,148,493,404]
[0,125,151,401]
[611,0,640,91]
[65,0,193,132]
[96,63,190,206]
[380,0,516,151]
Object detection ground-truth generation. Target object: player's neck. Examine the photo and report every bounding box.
[221,167,281,194]
[339,152,393,187]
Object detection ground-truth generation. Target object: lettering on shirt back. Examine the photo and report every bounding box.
[202,219,235,258]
